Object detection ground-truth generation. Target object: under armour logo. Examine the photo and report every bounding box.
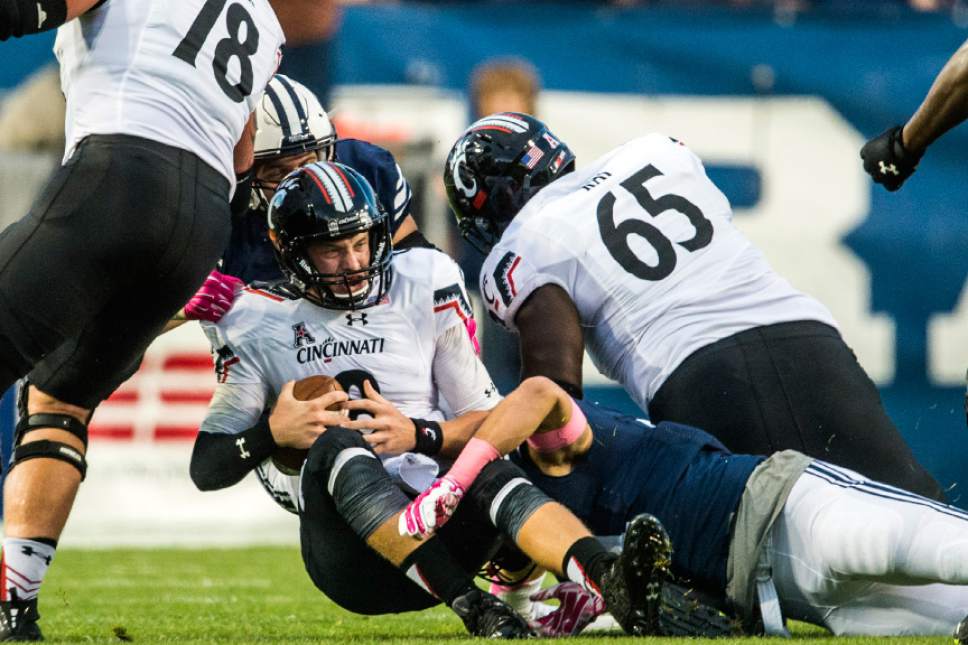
[20,546,52,566]
[236,437,250,460]
[345,313,368,326]
[879,161,900,176]
[36,3,47,28]
[423,427,437,443]
[484,383,497,398]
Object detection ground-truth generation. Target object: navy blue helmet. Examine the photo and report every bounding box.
[444,112,575,253]
[268,162,392,310]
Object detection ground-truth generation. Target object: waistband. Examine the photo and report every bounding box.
[74,134,230,197]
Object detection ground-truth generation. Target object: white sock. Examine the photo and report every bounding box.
[1,538,56,601]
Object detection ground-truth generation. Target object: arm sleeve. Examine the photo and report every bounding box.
[193,327,275,490]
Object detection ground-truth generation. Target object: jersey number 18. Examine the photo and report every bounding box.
[172,0,261,103]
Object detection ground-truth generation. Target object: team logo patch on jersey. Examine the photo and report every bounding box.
[214,346,241,384]
[492,251,522,308]
[345,313,368,326]
[292,322,317,348]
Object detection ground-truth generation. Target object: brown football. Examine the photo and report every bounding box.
[272,375,344,474]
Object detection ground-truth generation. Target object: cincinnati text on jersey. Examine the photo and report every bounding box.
[295,336,387,364]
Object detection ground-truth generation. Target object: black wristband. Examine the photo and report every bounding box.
[411,418,443,456]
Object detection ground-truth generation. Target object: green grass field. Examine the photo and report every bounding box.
[35,547,952,644]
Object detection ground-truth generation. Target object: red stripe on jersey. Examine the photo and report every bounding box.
[0,553,7,601]
[433,300,468,322]
[218,356,241,384]
[329,164,356,197]
[244,287,285,302]
[507,255,522,297]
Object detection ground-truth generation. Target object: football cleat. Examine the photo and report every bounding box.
[601,513,672,636]
[450,587,533,639]
[659,581,744,637]
[0,591,42,641]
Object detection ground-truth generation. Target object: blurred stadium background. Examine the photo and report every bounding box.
[0,0,965,548]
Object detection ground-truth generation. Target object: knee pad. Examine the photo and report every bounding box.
[308,427,409,539]
[10,411,89,480]
[466,459,552,540]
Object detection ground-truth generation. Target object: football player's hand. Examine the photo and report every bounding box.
[269,380,349,449]
[398,476,464,539]
[860,125,922,191]
[529,582,606,637]
[342,380,416,455]
[183,270,244,323]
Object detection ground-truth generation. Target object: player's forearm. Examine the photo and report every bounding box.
[472,377,565,456]
[438,410,488,458]
[0,0,100,40]
[190,419,274,491]
[903,38,968,155]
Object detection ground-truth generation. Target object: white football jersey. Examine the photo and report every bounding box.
[480,134,836,410]
[201,247,498,513]
[55,0,284,186]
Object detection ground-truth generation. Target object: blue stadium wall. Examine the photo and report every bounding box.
[0,4,965,505]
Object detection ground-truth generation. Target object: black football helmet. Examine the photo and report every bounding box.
[268,161,392,310]
[444,112,575,253]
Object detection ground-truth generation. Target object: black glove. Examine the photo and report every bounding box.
[860,125,923,192]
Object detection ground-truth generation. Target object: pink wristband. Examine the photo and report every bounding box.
[527,398,586,453]
[446,437,501,490]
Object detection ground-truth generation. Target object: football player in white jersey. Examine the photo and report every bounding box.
[443,112,944,503]
[0,0,284,639]
[191,161,673,639]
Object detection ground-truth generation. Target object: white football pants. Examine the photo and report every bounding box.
[769,460,968,636]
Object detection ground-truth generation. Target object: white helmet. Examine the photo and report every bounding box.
[254,74,336,161]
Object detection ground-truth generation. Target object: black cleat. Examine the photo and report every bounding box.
[0,592,42,642]
[450,587,532,638]
[954,613,968,645]
[659,581,744,637]
[601,513,673,636]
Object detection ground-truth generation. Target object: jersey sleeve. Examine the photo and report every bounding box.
[431,253,477,341]
[432,325,501,415]
[200,323,271,436]
[478,237,571,332]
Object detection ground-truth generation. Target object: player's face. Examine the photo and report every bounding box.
[255,150,322,198]
[307,231,372,297]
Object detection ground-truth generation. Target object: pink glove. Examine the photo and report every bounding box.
[184,270,244,323]
[529,582,606,637]
[398,477,465,539]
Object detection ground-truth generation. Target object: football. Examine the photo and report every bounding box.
[272,375,345,474]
